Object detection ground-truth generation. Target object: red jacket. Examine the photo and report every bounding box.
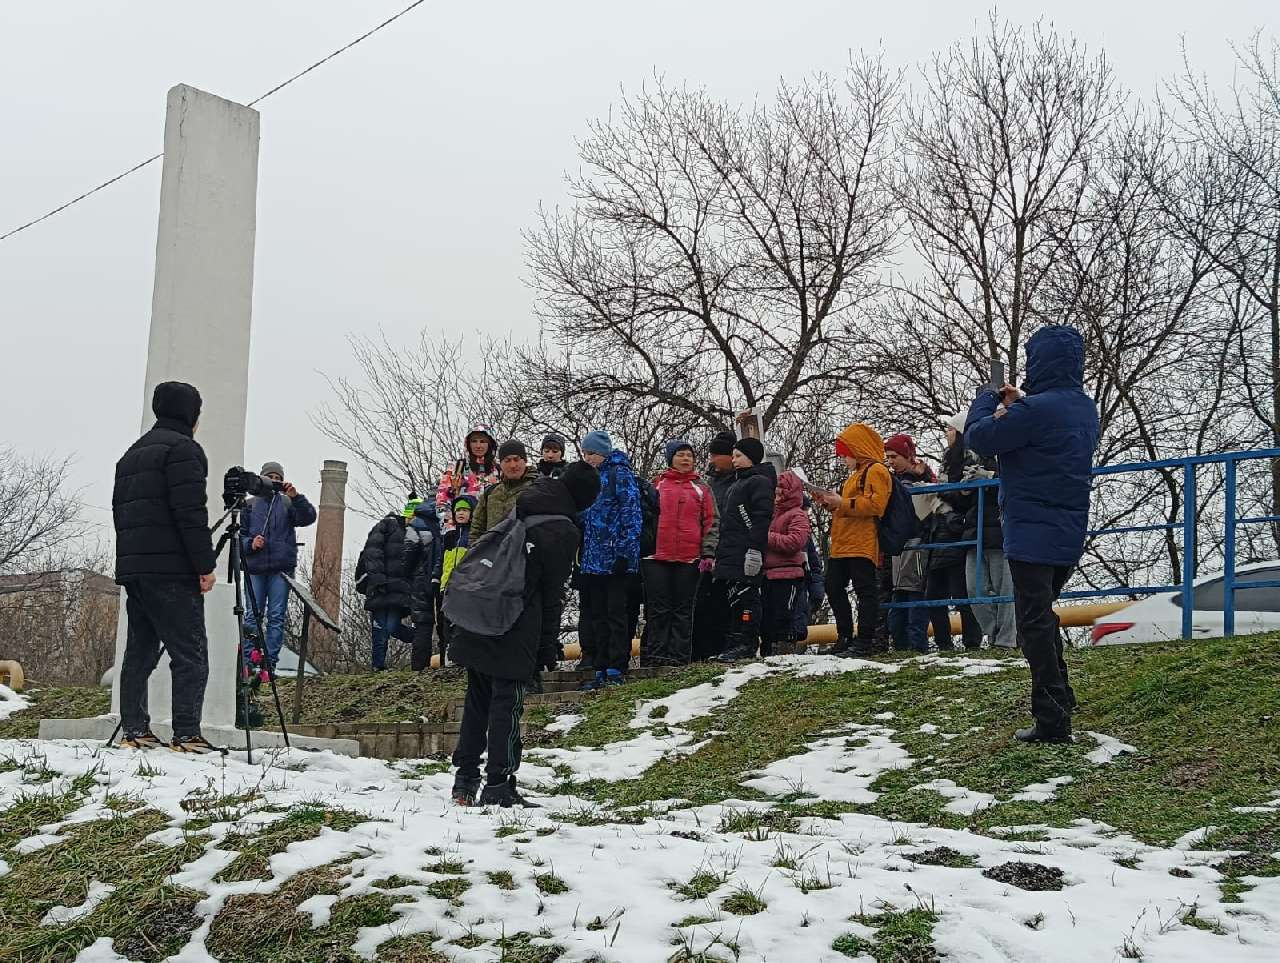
[650,469,719,564]
[765,470,811,580]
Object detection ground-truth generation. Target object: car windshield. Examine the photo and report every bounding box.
[1173,566,1280,612]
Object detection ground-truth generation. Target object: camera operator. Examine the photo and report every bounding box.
[239,461,316,673]
[112,382,219,754]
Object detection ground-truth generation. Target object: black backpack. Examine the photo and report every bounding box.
[442,513,555,637]
[877,473,920,557]
[638,478,660,558]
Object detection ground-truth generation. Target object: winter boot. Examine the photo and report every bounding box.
[169,734,226,755]
[712,645,757,662]
[451,775,481,806]
[1014,723,1073,745]
[121,730,164,751]
[825,637,855,656]
[479,778,541,808]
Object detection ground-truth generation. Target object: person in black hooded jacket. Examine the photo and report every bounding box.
[112,381,219,753]
[355,500,417,670]
[405,500,445,671]
[691,430,738,660]
[712,437,777,661]
[449,461,601,808]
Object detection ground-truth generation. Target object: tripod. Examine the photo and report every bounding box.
[105,502,291,764]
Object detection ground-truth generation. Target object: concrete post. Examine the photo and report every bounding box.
[309,459,349,670]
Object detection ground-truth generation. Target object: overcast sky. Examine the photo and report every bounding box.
[1,0,1273,562]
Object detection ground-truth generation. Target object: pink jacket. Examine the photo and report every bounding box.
[765,470,811,580]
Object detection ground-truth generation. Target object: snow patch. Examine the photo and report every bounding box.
[1011,775,1074,802]
[14,832,64,854]
[41,879,115,926]
[543,713,583,734]
[0,684,29,721]
[741,725,913,803]
[913,777,998,814]
[1084,731,1137,764]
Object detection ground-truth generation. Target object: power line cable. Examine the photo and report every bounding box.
[0,0,428,245]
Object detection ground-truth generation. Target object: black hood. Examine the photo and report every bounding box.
[1023,326,1085,395]
[516,475,583,520]
[151,381,202,428]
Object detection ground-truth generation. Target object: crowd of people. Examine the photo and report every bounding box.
[107,326,1098,796]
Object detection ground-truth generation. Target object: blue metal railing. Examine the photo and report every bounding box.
[880,447,1280,640]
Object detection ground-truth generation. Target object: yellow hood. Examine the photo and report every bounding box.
[837,423,885,463]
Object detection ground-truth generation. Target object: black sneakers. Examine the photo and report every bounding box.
[1014,723,1073,745]
[452,776,481,807]
[479,778,540,808]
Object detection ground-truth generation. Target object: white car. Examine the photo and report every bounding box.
[1090,561,1280,645]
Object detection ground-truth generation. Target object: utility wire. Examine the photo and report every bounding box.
[0,0,428,245]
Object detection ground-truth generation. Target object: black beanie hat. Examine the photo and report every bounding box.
[709,430,737,456]
[152,381,202,428]
[733,437,765,466]
[540,433,566,454]
[561,460,602,511]
[498,439,528,461]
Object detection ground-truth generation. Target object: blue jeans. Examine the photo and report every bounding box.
[244,572,290,667]
[370,609,414,670]
[888,589,930,653]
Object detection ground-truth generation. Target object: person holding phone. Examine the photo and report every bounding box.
[966,326,1099,744]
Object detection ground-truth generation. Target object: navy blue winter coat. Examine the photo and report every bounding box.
[239,491,317,575]
[965,326,1099,567]
[579,450,643,575]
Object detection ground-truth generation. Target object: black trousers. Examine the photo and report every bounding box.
[641,560,699,665]
[692,574,730,660]
[825,556,879,643]
[1008,561,1076,732]
[580,574,631,672]
[411,589,437,671]
[761,578,804,654]
[724,580,763,653]
[119,580,209,738]
[926,563,983,649]
[452,669,528,784]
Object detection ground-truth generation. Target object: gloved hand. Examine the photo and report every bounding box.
[743,549,763,578]
[698,558,715,574]
[612,557,630,576]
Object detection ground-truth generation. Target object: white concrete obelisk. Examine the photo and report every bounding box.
[118,84,259,733]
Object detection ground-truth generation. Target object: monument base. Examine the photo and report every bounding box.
[38,715,361,757]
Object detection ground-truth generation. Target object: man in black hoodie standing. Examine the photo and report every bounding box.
[112,382,219,754]
[711,437,777,661]
[448,461,602,807]
[691,430,738,660]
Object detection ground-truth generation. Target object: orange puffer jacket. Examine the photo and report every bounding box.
[829,423,892,562]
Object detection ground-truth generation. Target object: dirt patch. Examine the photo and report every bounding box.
[982,860,1065,891]
[907,846,977,868]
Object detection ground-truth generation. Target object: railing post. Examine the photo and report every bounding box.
[974,480,986,600]
[1224,458,1237,638]
[1181,463,1196,640]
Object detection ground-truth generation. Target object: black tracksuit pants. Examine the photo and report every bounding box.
[724,579,763,654]
[452,669,528,784]
[119,580,209,738]
[825,556,879,644]
[926,563,983,649]
[641,560,700,665]
[692,574,730,660]
[1008,561,1077,733]
[580,574,631,672]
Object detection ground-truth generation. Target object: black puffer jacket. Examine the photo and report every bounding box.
[537,459,567,480]
[448,476,580,681]
[705,468,735,513]
[112,385,215,584]
[926,441,971,570]
[356,514,411,613]
[714,463,777,583]
[405,503,445,625]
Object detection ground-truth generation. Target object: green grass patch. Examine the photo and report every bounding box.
[216,805,367,882]
[720,883,767,916]
[0,684,110,739]
[533,872,569,895]
[271,667,469,726]
[486,870,517,890]
[671,870,729,901]
[548,664,725,749]
[492,930,563,963]
[836,905,940,962]
[425,877,470,902]
[425,857,467,875]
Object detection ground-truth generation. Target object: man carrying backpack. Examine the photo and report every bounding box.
[446,461,602,807]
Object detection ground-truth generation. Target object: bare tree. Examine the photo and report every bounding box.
[524,58,901,436]
[0,448,84,575]
[880,15,1119,411]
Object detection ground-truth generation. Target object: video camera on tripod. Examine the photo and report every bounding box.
[222,466,282,508]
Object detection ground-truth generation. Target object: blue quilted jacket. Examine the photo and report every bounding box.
[966,326,1099,567]
[579,450,643,575]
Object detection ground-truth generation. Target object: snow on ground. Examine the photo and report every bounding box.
[0,739,1272,963]
[740,724,913,803]
[543,713,583,734]
[41,879,115,926]
[910,654,1019,678]
[1085,730,1138,764]
[0,684,29,721]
